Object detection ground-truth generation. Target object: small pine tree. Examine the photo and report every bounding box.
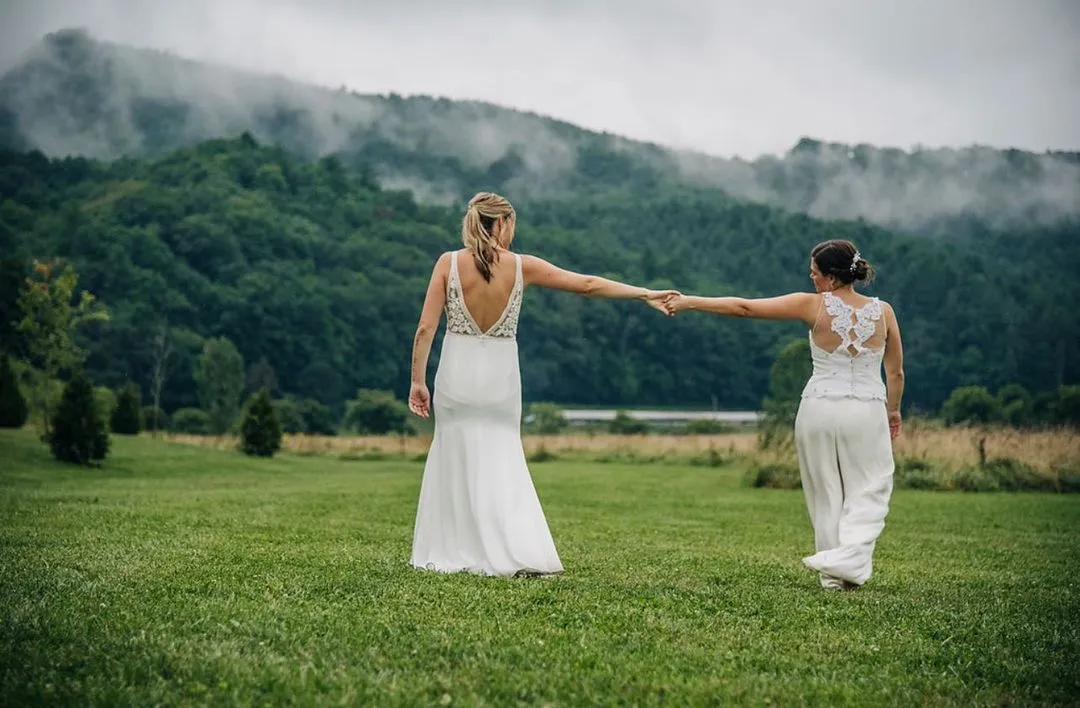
[111,383,142,435]
[0,352,29,428]
[240,388,282,457]
[50,370,109,464]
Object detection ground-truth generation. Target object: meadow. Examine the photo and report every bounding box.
[1,428,1079,706]
[171,421,1080,491]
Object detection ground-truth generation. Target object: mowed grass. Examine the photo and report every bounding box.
[1,429,1078,706]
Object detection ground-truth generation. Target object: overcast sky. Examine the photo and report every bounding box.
[1,0,1077,159]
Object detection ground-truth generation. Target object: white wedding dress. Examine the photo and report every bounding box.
[410,251,564,576]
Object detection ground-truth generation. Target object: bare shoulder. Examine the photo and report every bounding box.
[431,251,453,275]
[796,291,824,322]
[518,253,544,269]
[518,253,553,278]
[788,291,822,307]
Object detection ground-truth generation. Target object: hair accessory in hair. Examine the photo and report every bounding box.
[850,251,862,273]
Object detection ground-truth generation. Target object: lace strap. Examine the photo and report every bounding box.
[810,293,827,333]
[448,250,460,289]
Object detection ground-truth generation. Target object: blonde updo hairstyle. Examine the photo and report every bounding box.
[462,192,516,282]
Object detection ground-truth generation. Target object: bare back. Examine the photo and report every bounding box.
[453,249,520,334]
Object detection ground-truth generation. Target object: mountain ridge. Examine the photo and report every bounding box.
[2,28,1078,231]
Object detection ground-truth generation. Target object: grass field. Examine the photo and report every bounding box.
[2,428,1079,706]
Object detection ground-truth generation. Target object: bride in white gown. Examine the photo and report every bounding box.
[408,192,677,577]
[668,240,905,590]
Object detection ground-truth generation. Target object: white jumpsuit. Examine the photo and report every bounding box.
[795,292,894,589]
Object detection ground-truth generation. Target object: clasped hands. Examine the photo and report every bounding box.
[644,290,689,316]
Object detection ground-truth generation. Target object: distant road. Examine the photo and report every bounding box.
[560,409,761,424]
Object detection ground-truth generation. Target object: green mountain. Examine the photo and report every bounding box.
[2,28,1078,232]
[1,29,1077,414]
[2,138,1076,413]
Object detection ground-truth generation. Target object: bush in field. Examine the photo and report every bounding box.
[527,403,568,434]
[341,389,410,435]
[942,386,998,426]
[746,461,802,489]
[893,457,939,490]
[270,396,337,436]
[296,399,337,436]
[111,383,142,435]
[273,397,306,434]
[50,370,109,464]
[1056,385,1080,427]
[609,410,648,435]
[170,408,211,435]
[684,419,733,435]
[239,388,282,457]
[142,405,168,432]
[996,384,1033,427]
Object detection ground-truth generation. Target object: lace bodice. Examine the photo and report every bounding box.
[445,251,523,339]
[802,292,887,401]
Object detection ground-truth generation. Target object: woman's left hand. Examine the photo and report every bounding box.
[409,382,431,418]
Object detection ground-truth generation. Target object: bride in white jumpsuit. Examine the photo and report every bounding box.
[669,239,905,590]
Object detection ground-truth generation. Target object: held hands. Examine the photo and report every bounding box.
[644,289,682,316]
[664,293,692,314]
[409,382,431,418]
[645,291,690,315]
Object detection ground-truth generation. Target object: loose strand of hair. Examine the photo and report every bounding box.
[473,243,494,282]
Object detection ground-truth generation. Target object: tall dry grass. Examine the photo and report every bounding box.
[165,422,1079,472]
[892,420,1079,473]
[164,431,758,461]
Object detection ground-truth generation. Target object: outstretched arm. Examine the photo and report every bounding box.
[671,292,819,324]
[521,254,678,314]
[409,253,451,417]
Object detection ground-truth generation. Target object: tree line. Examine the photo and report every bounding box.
[1,135,1077,422]
[1,279,1075,467]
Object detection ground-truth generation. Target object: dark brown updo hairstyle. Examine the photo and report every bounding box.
[811,239,875,285]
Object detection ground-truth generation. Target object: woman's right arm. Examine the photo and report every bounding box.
[882,303,905,438]
[408,253,451,418]
[670,292,820,325]
[520,254,678,311]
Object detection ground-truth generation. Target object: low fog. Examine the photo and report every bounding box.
[3,0,1077,157]
[1,1,1078,229]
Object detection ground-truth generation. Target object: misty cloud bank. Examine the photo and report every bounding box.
[2,29,1078,231]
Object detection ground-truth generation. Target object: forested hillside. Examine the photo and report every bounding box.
[2,137,1077,413]
[2,28,1078,231]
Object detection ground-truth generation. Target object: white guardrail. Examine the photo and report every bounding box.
[557,410,762,424]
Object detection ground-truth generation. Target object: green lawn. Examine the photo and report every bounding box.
[1,429,1078,706]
